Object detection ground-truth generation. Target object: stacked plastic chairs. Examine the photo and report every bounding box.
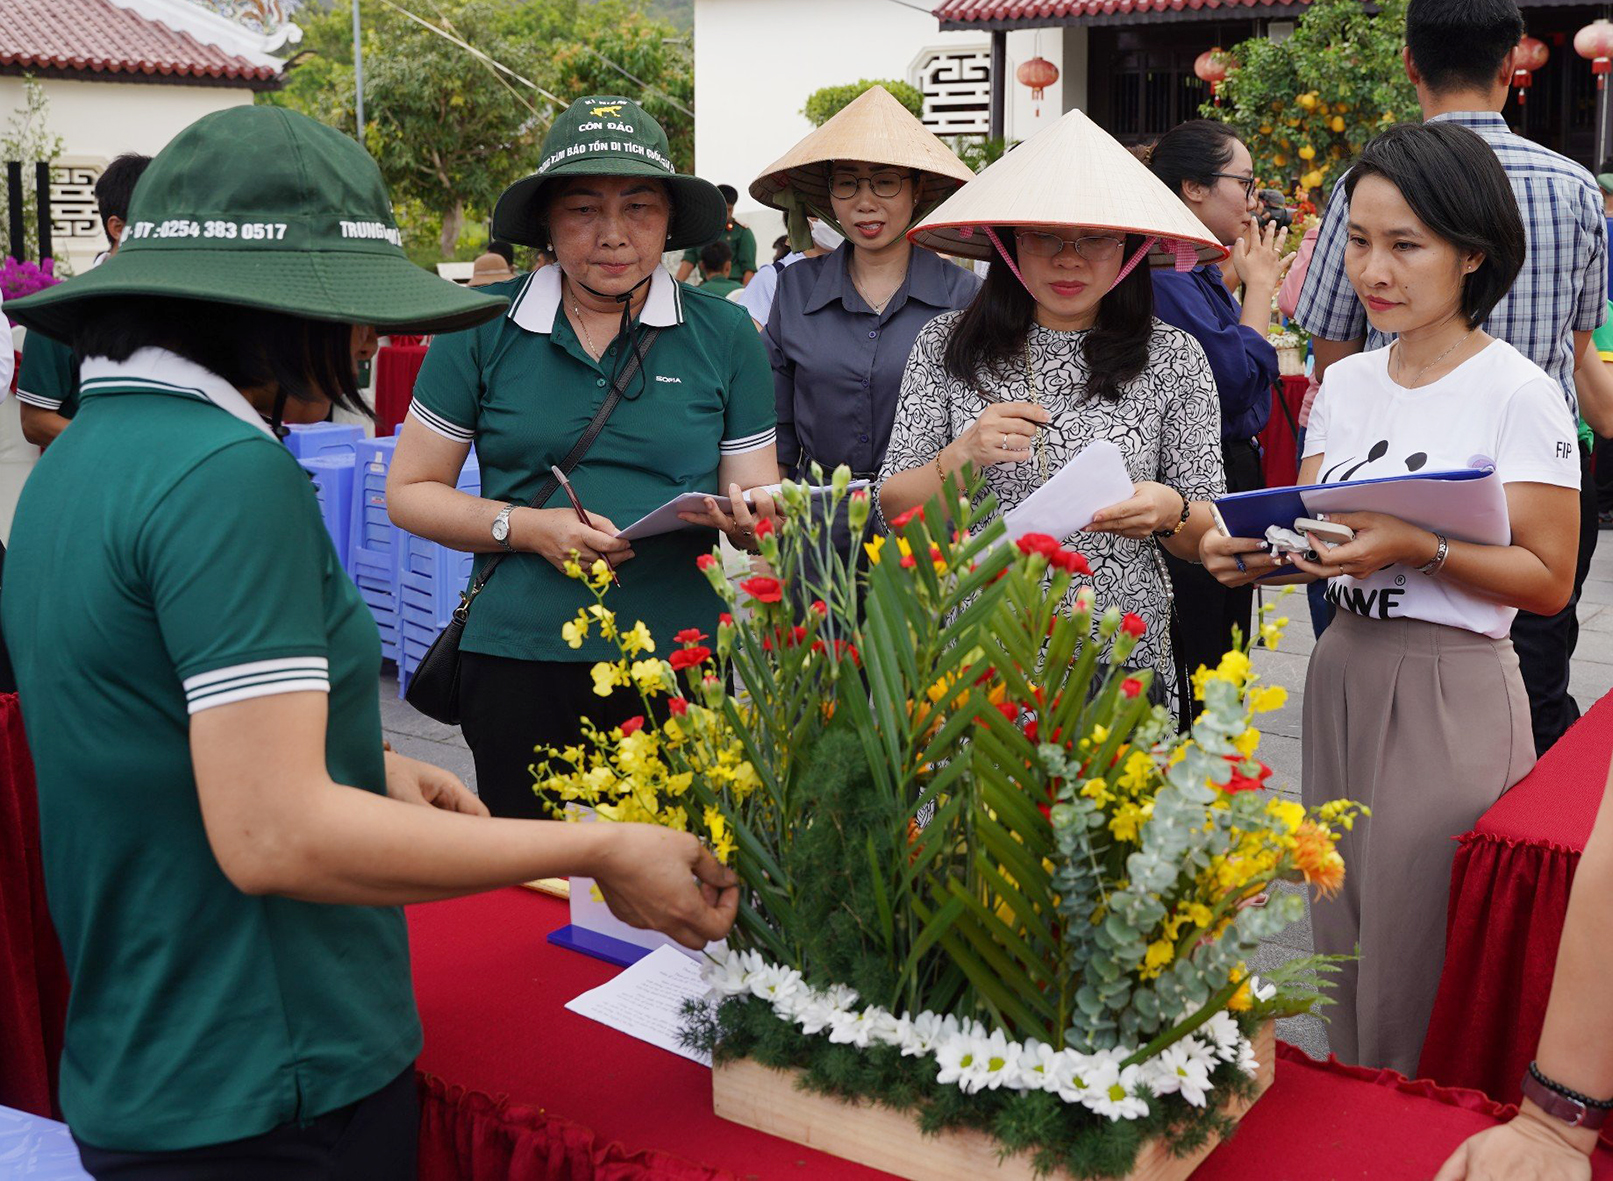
[394,453,479,697]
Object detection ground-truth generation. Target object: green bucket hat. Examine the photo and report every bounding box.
[7,106,507,344]
[492,95,726,253]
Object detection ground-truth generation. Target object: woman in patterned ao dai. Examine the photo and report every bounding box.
[875,227,1223,720]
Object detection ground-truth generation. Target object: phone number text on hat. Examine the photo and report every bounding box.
[125,220,290,242]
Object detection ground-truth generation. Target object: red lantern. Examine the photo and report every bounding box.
[1512,35,1549,104]
[1194,48,1232,106]
[1016,56,1060,117]
[1576,19,1613,90]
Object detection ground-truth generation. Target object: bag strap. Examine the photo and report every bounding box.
[453,325,662,621]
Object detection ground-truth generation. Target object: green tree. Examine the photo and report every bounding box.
[1209,0,1420,196]
[1,77,66,266]
[802,79,924,128]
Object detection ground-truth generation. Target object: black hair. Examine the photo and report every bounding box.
[487,238,515,265]
[73,298,370,419]
[700,240,732,274]
[717,183,739,205]
[94,153,153,245]
[943,231,1154,402]
[1343,121,1524,329]
[1405,0,1523,95]
[1147,120,1239,199]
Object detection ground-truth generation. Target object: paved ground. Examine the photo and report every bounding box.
[377,537,1613,1061]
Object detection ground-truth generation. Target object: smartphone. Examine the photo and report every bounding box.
[1294,517,1355,546]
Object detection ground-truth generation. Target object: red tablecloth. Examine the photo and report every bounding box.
[0,694,68,1119]
[1257,374,1309,489]
[375,343,429,437]
[1421,688,1613,1108]
[409,887,1613,1180]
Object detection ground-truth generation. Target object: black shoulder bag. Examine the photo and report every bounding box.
[404,327,661,724]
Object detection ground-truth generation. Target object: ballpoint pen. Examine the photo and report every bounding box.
[550,465,622,588]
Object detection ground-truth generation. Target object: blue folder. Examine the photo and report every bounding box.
[1213,467,1496,542]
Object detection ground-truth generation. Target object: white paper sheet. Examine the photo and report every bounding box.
[564,944,713,1067]
[615,481,870,541]
[1001,439,1135,542]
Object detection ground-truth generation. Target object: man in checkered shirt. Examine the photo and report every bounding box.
[1295,0,1609,757]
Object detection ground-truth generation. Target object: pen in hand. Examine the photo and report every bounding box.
[550,465,622,588]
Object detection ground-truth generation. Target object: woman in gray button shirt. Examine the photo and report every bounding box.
[751,86,978,535]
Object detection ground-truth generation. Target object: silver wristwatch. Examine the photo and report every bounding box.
[491,504,516,551]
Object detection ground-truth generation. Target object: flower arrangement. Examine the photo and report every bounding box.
[534,468,1362,1178]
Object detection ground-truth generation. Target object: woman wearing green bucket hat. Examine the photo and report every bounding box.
[1,105,738,1178]
[388,96,779,820]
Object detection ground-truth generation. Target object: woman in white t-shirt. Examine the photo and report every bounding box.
[1202,122,1580,1076]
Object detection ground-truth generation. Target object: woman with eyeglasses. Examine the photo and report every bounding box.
[750,86,977,565]
[876,111,1228,721]
[1147,120,1295,703]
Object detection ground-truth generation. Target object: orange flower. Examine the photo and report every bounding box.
[1293,820,1345,898]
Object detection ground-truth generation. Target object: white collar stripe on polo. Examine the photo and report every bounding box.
[79,347,276,438]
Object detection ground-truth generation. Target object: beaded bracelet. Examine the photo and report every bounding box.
[1531,1061,1613,1109]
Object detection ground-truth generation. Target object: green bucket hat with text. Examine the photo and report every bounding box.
[8,106,507,344]
[492,95,726,253]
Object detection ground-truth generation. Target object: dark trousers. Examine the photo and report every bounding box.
[1595,432,1613,516]
[459,652,647,819]
[73,1067,417,1181]
[1510,440,1598,758]
[1167,437,1263,708]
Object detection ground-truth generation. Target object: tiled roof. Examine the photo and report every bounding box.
[0,0,282,86]
[934,0,1303,25]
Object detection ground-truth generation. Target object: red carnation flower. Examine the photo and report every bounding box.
[668,697,689,716]
[1222,754,1273,793]
[739,576,783,603]
[834,640,862,667]
[900,553,917,569]
[810,599,827,616]
[1053,549,1093,577]
[997,701,1022,723]
[619,716,645,736]
[718,612,734,627]
[754,517,774,537]
[789,626,808,646]
[891,506,924,529]
[669,646,711,671]
[1016,533,1061,557]
[1025,718,1039,743]
[696,554,718,571]
[674,628,709,645]
[1121,677,1144,699]
[1120,612,1147,638]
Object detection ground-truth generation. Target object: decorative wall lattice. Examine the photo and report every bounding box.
[49,160,104,243]
[912,47,993,136]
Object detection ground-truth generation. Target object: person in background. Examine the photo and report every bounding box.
[1593,169,1613,530]
[387,97,778,820]
[879,110,1228,723]
[739,218,843,331]
[770,235,790,264]
[1292,0,1607,758]
[752,84,977,570]
[1147,120,1293,697]
[466,251,516,288]
[17,152,150,449]
[1205,122,1578,1076]
[675,183,756,285]
[0,287,11,401]
[696,240,743,299]
[487,237,517,272]
[1434,756,1613,1181]
[2,104,737,1181]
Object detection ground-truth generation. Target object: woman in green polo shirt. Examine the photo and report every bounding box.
[389,97,779,820]
[2,106,737,1180]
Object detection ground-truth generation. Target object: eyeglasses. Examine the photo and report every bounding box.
[1013,231,1125,262]
[829,172,912,200]
[1209,172,1259,201]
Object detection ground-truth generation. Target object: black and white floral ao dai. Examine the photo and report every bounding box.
[876,314,1226,717]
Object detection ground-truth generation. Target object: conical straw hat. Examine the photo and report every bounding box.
[750,85,975,246]
[909,108,1226,269]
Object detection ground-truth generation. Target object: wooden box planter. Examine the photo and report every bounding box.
[711,1021,1275,1181]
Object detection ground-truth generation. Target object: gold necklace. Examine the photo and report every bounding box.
[1020,337,1051,484]
[1394,329,1474,388]
[564,279,606,358]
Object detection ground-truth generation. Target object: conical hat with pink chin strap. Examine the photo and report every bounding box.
[908,107,1227,280]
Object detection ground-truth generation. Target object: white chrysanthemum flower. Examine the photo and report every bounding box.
[972,1029,1020,1092]
[1236,1037,1260,1078]
[827,1006,888,1048]
[901,1011,949,1057]
[747,962,805,1010]
[863,1007,905,1048]
[1048,1048,1108,1105]
[1249,975,1277,1003]
[1015,1039,1061,1093]
[1145,1043,1214,1107]
[701,946,755,997]
[1202,1011,1243,1062]
[934,1032,983,1091]
[1082,1060,1150,1122]
[793,982,859,1036]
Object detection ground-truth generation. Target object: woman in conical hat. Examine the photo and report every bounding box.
[877,108,1228,724]
[3,105,737,1176]
[752,85,978,561]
